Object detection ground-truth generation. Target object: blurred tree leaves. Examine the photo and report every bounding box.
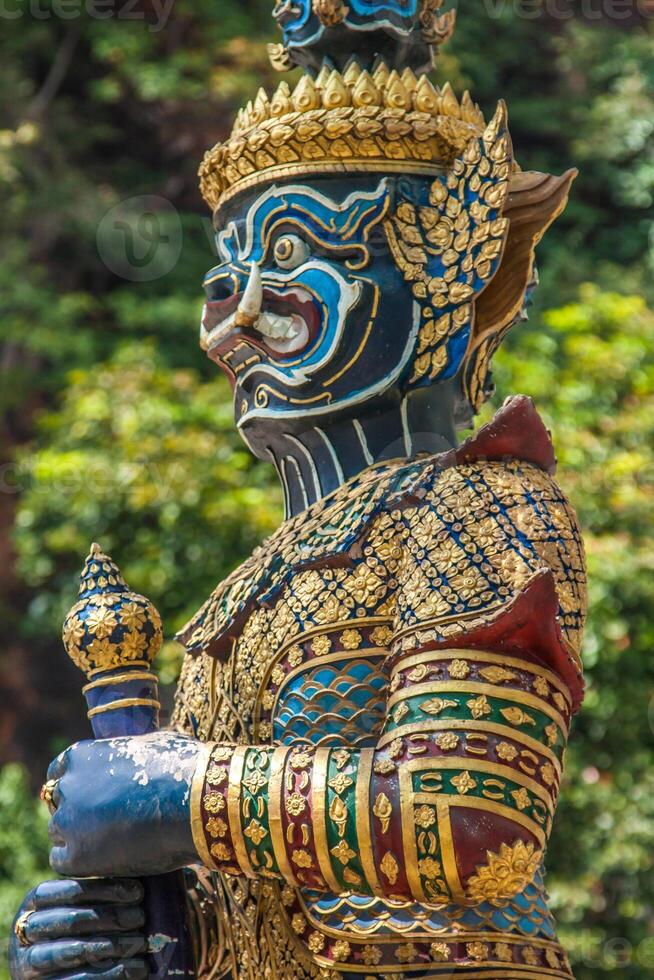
[485,285,654,980]
[13,342,282,640]
[0,765,50,966]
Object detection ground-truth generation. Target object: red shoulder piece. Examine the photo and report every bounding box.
[455,395,557,474]
[429,570,584,712]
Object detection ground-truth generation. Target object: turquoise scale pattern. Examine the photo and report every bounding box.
[273,656,388,747]
[305,868,557,940]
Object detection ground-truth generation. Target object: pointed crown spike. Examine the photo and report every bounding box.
[314,64,331,89]
[270,80,292,117]
[323,69,351,109]
[372,62,390,88]
[352,70,381,109]
[384,70,411,111]
[342,59,362,86]
[199,62,486,213]
[292,74,320,112]
[414,75,440,114]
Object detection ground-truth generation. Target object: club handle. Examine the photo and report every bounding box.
[83,668,160,739]
[83,671,195,980]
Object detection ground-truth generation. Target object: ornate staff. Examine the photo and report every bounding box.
[57,542,194,979]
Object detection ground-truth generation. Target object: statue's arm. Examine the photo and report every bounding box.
[39,463,586,907]
[37,619,573,905]
[189,620,575,905]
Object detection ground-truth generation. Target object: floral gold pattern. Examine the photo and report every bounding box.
[62,544,163,675]
[451,771,477,795]
[466,841,543,904]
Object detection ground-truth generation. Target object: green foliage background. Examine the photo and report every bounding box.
[0,2,653,977]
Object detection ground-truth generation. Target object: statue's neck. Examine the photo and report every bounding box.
[266,387,458,519]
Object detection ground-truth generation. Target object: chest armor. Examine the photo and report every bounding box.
[173,451,583,979]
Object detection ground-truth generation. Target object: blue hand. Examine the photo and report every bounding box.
[9,878,147,980]
[47,732,200,878]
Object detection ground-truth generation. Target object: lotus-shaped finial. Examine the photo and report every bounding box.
[62,543,163,677]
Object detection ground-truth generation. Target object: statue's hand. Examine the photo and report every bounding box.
[9,878,146,980]
[47,732,200,878]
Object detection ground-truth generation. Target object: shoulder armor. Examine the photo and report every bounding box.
[393,439,586,710]
[176,397,584,687]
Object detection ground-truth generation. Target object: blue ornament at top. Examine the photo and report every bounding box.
[270,0,456,75]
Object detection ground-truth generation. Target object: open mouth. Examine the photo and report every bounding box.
[200,286,320,360]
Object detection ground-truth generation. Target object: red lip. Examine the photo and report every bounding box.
[203,287,321,362]
[202,294,240,334]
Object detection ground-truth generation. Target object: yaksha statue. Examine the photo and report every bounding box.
[10,4,588,980]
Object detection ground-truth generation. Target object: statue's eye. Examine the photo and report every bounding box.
[273,235,310,270]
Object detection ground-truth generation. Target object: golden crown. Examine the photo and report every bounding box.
[199,62,486,213]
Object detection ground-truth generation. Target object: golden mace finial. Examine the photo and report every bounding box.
[62,542,163,677]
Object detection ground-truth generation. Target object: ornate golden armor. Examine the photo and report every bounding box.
[173,398,587,978]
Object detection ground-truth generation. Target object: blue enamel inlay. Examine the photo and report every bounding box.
[278,0,312,38]
[304,869,556,941]
[273,657,387,745]
[348,0,419,17]
[281,0,422,42]
[442,327,472,379]
[241,185,392,263]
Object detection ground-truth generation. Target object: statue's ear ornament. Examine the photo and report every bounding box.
[463,166,577,411]
[384,100,577,413]
[384,101,513,391]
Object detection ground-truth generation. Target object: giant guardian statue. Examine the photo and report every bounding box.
[11,3,587,978]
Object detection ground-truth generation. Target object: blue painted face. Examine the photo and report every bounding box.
[272,0,437,73]
[201,177,423,455]
[202,118,514,457]
[276,0,421,41]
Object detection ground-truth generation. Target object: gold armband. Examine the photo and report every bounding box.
[191,649,572,910]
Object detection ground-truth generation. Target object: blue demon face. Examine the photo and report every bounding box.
[201,177,421,455]
[272,0,437,74]
[201,113,518,457]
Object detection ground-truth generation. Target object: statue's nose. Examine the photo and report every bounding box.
[203,266,244,303]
